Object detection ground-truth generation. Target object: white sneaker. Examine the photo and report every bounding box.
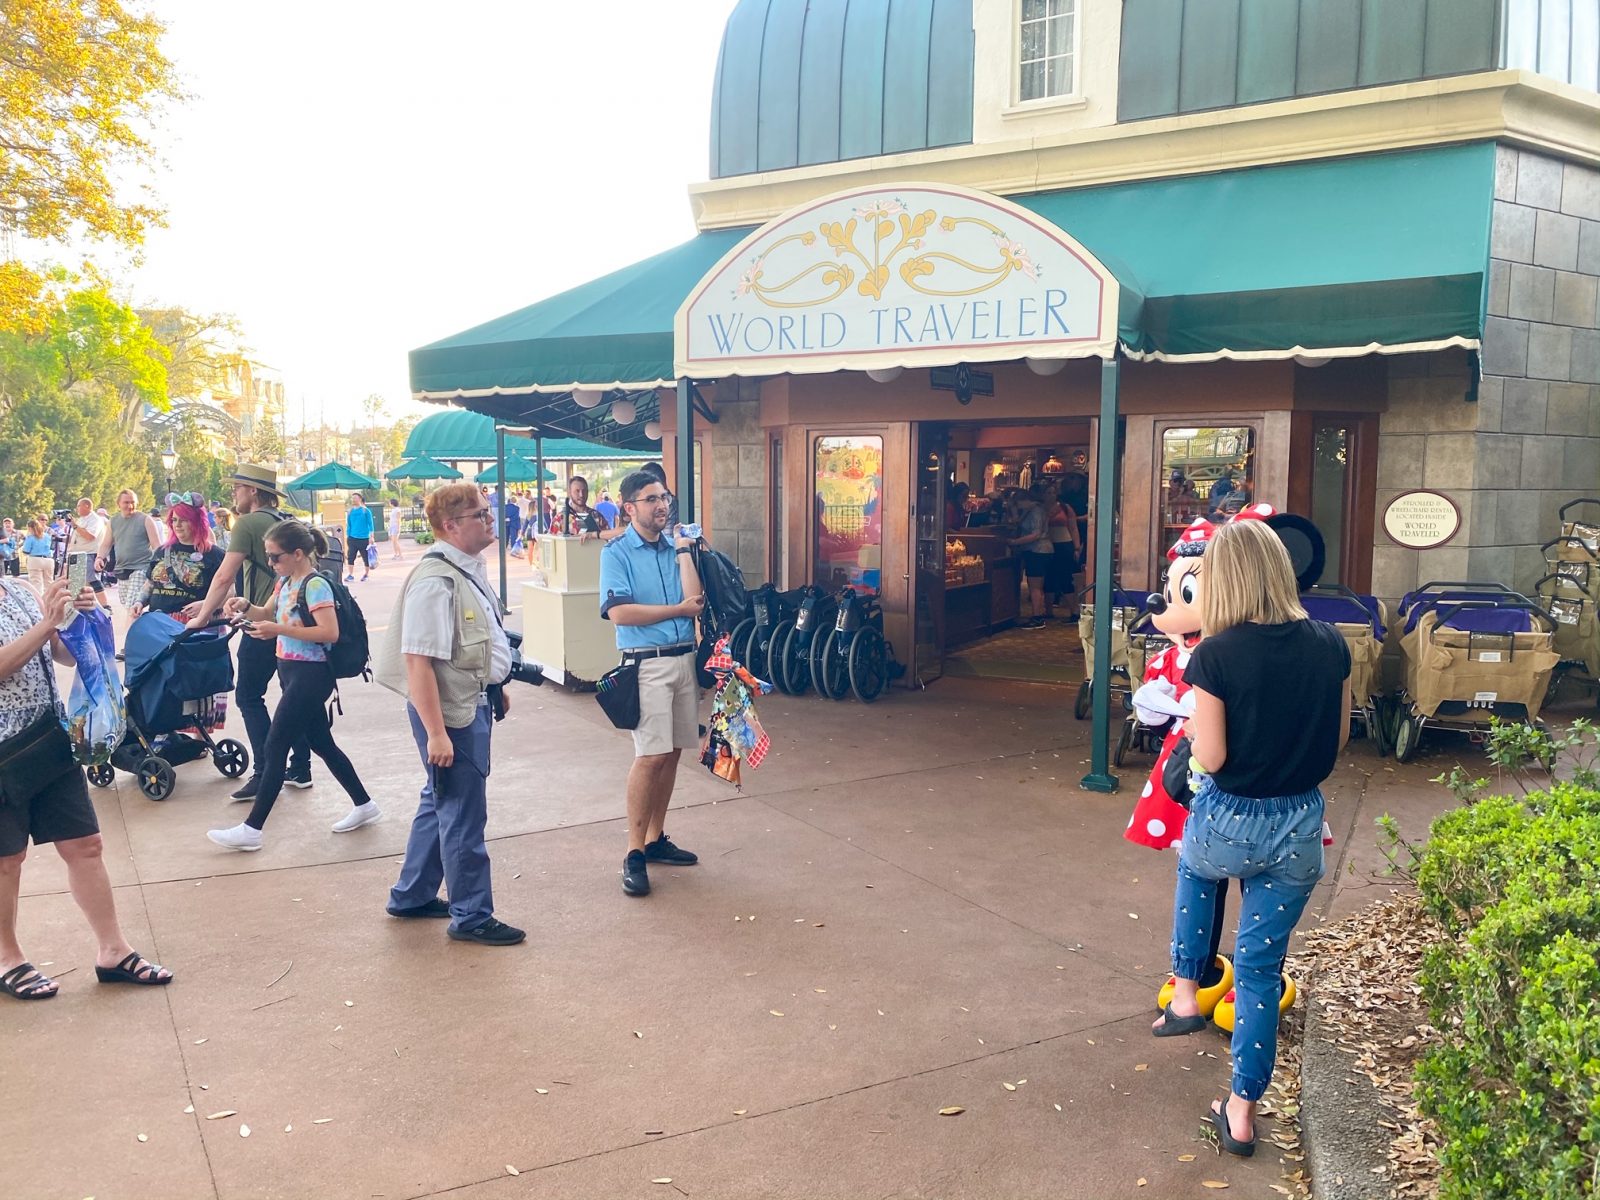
[207,823,263,852]
[331,802,382,833]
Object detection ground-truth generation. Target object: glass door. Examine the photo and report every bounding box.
[913,423,949,682]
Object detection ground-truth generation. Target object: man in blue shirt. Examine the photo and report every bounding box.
[345,493,374,582]
[598,470,705,897]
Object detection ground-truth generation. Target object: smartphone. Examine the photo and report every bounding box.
[66,554,88,596]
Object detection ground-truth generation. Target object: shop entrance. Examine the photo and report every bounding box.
[913,419,1093,685]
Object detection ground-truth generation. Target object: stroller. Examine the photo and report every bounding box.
[1075,587,1152,721]
[1390,582,1559,763]
[1300,584,1392,755]
[85,612,251,800]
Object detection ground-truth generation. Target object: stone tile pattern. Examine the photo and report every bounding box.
[708,377,769,584]
[1372,146,1600,602]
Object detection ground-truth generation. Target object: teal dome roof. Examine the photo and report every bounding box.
[711,0,974,179]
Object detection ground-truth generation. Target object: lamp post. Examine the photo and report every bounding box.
[160,437,178,499]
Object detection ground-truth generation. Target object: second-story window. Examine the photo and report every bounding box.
[1019,0,1076,102]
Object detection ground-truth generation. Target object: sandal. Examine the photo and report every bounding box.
[1152,1001,1207,1037]
[1208,1098,1256,1157]
[94,951,173,986]
[1,962,58,999]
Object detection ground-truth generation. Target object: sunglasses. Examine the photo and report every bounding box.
[266,550,294,563]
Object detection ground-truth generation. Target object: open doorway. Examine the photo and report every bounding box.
[919,420,1092,684]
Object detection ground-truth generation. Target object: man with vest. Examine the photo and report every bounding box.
[185,465,313,799]
[375,482,523,946]
[598,469,706,898]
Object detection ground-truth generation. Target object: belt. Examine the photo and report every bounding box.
[621,643,696,661]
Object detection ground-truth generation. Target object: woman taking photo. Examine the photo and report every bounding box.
[0,576,173,998]
[135,494,225,617]
[1151,518,1349,1156]
[206,521,379,852]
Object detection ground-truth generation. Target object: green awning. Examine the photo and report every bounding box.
[400,410,645,461]
[409,143,1494,396]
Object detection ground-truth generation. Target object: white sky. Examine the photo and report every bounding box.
[97,1,735,428]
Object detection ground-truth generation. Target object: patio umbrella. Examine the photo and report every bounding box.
[386,454,462,482]
[476,456,555,485]
[285,461,382,492]
[284,461,382,522]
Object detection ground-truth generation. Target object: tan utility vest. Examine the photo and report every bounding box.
[373,553,496,728]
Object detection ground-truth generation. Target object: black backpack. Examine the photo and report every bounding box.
[693,542,749,635]
[294,571,371,681]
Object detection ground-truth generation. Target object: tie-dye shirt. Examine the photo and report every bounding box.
[273,574,335,662]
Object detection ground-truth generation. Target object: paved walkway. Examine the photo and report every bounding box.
[6,564,1465,1200]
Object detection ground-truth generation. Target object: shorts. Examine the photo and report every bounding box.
[116,570,147,609]
[631,653,700,757]
[1021,550,1054,580]
[346,536,370,566]
[0,766,99,856]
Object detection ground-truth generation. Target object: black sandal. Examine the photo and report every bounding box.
[1208,1099,1256,1157]
[1,962,59,1000]
[95,951,173,986]
[1152,1001,1207,1037]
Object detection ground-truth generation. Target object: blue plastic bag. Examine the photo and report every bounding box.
[57,606,126,765]
[366,543,378,570]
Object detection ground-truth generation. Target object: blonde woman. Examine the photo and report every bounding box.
[1153,518,1350,1157]
[21,520,53,594]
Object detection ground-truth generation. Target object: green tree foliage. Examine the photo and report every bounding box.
[0,281,170,420]
[0,387,150,519]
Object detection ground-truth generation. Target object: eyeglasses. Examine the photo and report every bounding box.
[631,491,673,507]
[452,507,495,524]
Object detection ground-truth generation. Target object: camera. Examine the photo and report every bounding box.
[487,630,545,722]
[52,508,73,522]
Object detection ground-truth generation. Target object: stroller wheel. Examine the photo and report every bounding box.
[1073,680,1091,720]
[213,738,250,779]
[1393,713,1423,764]
[137,756,176,801]
[1113,720,1133,768]
[85,762,115,788]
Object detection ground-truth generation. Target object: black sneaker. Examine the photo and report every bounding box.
[1024,617,1047,629]
[622,850,651,897]
[229,775,260,801]
[284,767,313,790]
[645,834,698,866]
[447,917,525,945]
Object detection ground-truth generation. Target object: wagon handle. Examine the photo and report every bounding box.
[1431,599,1557,635]
[1304,583,1381,636]
[1540,536,1600,560]
[1558,498,1600,521]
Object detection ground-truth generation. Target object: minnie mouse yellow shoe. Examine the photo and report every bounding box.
[1212,973,1297,1034]
[1155,955,1234,1017]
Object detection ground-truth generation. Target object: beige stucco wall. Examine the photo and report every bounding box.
[970,0,1122,145]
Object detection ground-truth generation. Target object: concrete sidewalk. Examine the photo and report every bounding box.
[5,567,1462,1200]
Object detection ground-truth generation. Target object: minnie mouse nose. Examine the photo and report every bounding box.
[1145,592,1167,615]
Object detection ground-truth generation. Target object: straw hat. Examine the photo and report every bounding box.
[225,463,286,499]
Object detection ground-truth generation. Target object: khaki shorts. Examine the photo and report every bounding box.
[631,653,700,757]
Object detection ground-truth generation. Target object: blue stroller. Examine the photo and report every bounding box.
[84,612,251,800]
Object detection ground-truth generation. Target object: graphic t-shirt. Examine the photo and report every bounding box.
[274,573,334,662]
[143,543,225,613]
[345,506,373,540]
[1183,619,1351,799]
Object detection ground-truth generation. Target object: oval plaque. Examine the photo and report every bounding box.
[1382,490,1461,550]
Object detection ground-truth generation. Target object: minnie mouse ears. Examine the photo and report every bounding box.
[1166,504,1326,592]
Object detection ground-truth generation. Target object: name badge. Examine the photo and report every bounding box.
[464,609,477,622]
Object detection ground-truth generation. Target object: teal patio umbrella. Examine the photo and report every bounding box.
[386,454,462,482]
[476,456,554,485]
[285,461,382,520]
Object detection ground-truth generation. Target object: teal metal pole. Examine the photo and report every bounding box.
[676,378,695,524]
[495,425,508,608]
[1081,355,1122,793]
[534,435,545,532]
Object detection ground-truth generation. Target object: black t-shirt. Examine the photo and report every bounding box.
[143,544,226,614]
[1184,618,1351,799]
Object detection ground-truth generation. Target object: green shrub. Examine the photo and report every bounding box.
[1416,783,1600,1199]
[414,530,435,546]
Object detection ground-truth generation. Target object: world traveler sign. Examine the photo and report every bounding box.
[676,183,1120,378]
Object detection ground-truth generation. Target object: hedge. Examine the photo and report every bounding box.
[1415,782,1600,1199]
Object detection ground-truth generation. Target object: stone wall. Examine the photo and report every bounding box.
[1371,145,1600,602]
[707,378,768,585]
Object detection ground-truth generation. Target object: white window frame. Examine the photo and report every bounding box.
[1010,0,1083,112]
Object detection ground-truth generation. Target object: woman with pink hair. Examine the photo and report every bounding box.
[133,493,226,617]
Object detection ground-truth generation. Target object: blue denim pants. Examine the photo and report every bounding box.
[1172,778,1324,1101]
